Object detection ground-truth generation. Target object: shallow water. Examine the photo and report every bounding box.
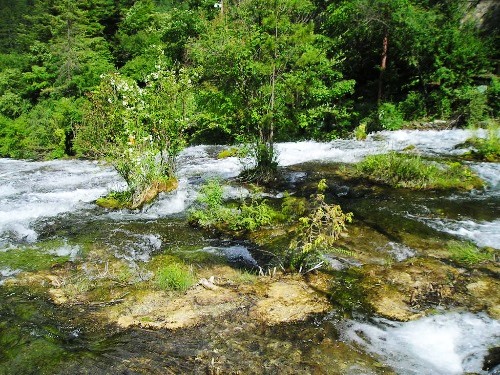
[1,129,499,374]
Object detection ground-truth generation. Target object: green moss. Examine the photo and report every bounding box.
[328,268,370,317]
[0,248,69,272]
[95,190,132,209]
[217,147,240,159]
[356,152,483,190]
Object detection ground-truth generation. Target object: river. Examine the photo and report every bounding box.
[0,129,498,374]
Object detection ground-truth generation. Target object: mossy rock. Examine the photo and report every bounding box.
[96,178,179,210]
[217,147,240,159]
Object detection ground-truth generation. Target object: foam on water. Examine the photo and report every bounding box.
[425,218,500,249]
[200,245,258,267]
[0,267,21,285]
[341,312,500,375]
[105,230,163,262]
[0,129,495,247]
[48,243,82,261]
[0,159,122,247]
[471,162,500,190]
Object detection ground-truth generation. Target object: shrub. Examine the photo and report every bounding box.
[155,263,195,292]
[189,179,282,231]
[189,179,234,229]
[377,102,404,130]
[353,122,367,140]
[398,91,427,121]
[286,180,353,271]
[466,121,500,162]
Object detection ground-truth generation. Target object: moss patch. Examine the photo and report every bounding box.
[0,248,69,272]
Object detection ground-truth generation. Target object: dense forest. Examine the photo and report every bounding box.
[0,0,498,193]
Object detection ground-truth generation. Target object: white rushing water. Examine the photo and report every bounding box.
[0,159,122,246]
[0,128,497,250]
[341,312,500,375]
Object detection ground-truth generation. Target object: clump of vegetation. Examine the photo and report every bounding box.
[95,190,132,209]
[217,147,240,159]
[377,102,404,130]
[0,248,69,272]
[356,152,483,190]
[285,180,353,271]
[189,179,281,232]
[466,122,500,162]
[155,262,195,292]
[448,241,491,266]
[353,122,368,140]
[190,179,353,272]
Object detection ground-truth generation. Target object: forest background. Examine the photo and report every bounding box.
[0,0,498,189]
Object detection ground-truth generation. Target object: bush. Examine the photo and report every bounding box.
[356,152,483,190]
[353,122,367,140]
[286,180,353,271]
[189,179,281,231]
[398,91,427,121]
[467,121,500,162]
[377,102,404,130]
[155,263,195,292]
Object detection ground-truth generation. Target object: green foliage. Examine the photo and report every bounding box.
[75,60,194,203]
[155,262,195,291]
[281,193,308,222]
[353,122,368,140]
[0,97,85,159]
[377,102,404,130]
[488,76,500,117]
[466,122,500,162]
[189,0,354,177]
[447,241,491,266]
[217,147,240,159]
[286,179,353,271]
[399,91,427,121]
[357,152,483,190]
[189,179,281,231]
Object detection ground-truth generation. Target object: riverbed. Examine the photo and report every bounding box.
[0,129,498,374]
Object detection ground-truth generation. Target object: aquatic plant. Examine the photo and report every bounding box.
[189,179,281,231]
[466,121,500,162]
[447,241,491,266]
[286,180,353,271]
[155,262,195,292]
[356,152,483,190]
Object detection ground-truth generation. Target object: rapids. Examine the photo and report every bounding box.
[0,128,498,374]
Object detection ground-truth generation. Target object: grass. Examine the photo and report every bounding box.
[356,152,483,190]
[155,262,195,292]
[448,241,491,266]
[466,122,500,162]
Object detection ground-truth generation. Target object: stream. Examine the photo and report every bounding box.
[0,129,499,374]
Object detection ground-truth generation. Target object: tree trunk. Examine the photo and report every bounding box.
[378,32,388,104]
